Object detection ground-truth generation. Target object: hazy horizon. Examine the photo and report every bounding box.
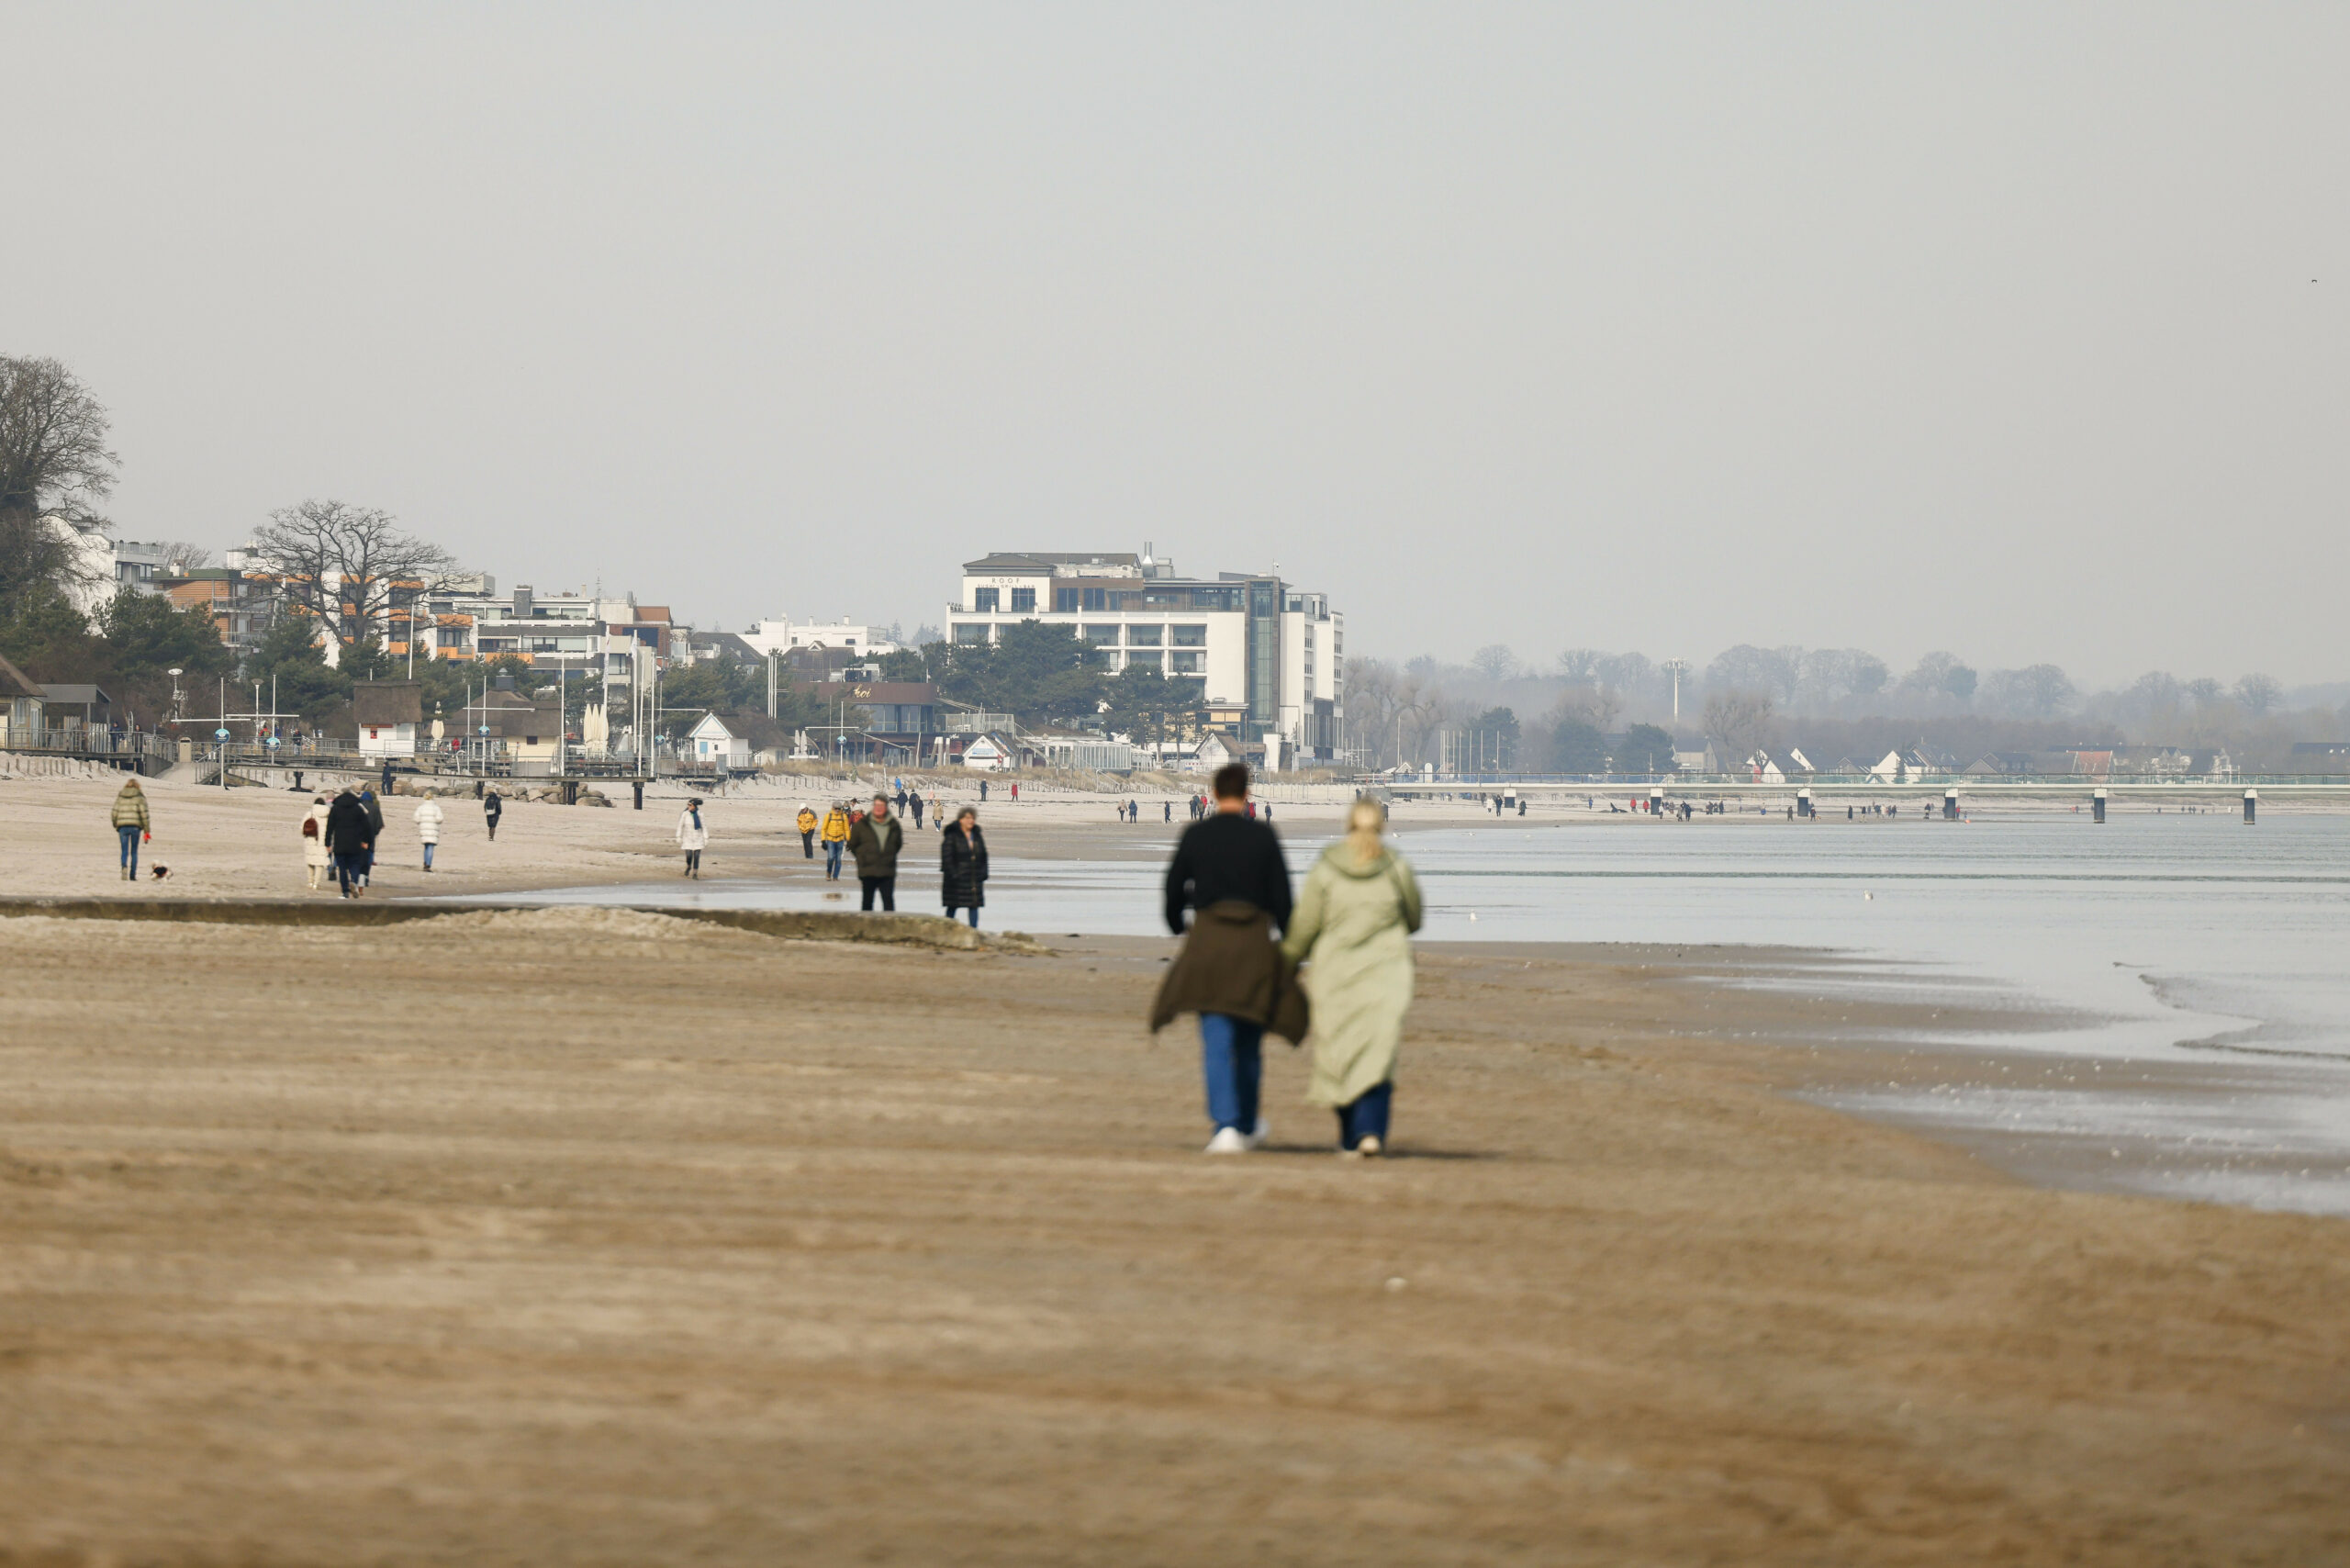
[7,5,2345,688]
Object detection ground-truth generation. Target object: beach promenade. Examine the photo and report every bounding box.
[0,773,2344,1563]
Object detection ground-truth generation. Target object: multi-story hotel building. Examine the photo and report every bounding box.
[947,547,1342,760]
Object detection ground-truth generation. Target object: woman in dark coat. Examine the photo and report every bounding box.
[940,806,989,928]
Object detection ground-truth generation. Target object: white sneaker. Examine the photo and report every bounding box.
[1357,1134,1383,1159]
[1245,1118,1270,1150]
[1203,1126,1250,1154]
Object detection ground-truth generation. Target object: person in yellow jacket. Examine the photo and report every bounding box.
[819,801,852,880]
[110,777,151,880]
[796,802,819,859]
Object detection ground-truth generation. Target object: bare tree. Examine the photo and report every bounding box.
[0,356,118,621]
[1703,689,1775,761]
[1469,644,1519,682]
[250,499,457,647]
[1706,644,1801,707]
[1980,664,2076,719]
[1554,682,1623,734]
[160,542,214,573]
[0,356,118,529]
[1898,651,1977,706]
[2233,673,2283,717]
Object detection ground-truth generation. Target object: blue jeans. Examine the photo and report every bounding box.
[421,842,435,869]
[334,851,365,895]
[1337,1081,1393,1149]
[118,825,140,875]
[1199,1014,1263,1134]
[946,905,979,928]
[824,840,844,878]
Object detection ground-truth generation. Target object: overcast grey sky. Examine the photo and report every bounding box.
[7,5,2345,687]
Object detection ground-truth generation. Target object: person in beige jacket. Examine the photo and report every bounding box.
[1281,798,1423,1157]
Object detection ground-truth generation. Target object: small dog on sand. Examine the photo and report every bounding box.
[148,865,173,881]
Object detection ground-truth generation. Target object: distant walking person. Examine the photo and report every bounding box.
[110,777,150,880]
[414,795,444,872]
[1282,799,1423,1157]
[1163,800,1171,823]
[797,802,818,857]
[848,793,903,911]
[325,785,374,899]
[821,801,851,879]
[677,798,708,878]
[940,806,989,927]
[909,790,925,829]
[357,785,385,888]
[484,787,503,842]
[1150,763,1304,1154]
[301,794,330,890]
[979,779,988,802]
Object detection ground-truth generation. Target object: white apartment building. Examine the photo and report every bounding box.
[946,547,1343,759]
[49,519,198,616]
[740,619,900,661]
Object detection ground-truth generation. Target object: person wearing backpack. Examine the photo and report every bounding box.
[820,801,851,880]
[301,795,330,890]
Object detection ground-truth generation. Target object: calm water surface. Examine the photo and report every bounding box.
[476,813,2350,1213]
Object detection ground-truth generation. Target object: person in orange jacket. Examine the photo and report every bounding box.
[820,801,852,880]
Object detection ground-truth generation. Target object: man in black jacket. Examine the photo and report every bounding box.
[1161,763,1292,1153]
[847,794,904,912]
[324,786,375,900]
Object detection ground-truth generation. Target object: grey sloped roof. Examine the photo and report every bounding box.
[0,655,43,700]
[352,681,424,726]
[963,552,1139,573]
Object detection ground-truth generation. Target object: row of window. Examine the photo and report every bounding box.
[950,621,1210,647]
[968,586,1250,614]
[1118,651,1203,673]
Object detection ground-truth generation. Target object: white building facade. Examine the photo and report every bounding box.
[739,619,899,661]
[946,548,1343,761]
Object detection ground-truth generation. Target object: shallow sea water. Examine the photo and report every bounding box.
[471,812,2350,1214]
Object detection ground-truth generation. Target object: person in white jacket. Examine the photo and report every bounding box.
[301,796,331,890]
[414,796,445,872]
[677,799,709,878]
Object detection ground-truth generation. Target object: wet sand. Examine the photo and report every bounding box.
[1,910,2344,1564]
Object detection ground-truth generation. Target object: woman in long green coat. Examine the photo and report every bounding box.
[1281,798,1422,1156]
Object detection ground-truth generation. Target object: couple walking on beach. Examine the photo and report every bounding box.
[1155,764,1422,1157]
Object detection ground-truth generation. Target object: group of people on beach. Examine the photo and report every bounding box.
[106,762,1417,1157]
[701,793,993,924]
[301,781,481,896]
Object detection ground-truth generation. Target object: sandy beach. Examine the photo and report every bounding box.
[2,790,2347,1562]
[4,771,2348,1562]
